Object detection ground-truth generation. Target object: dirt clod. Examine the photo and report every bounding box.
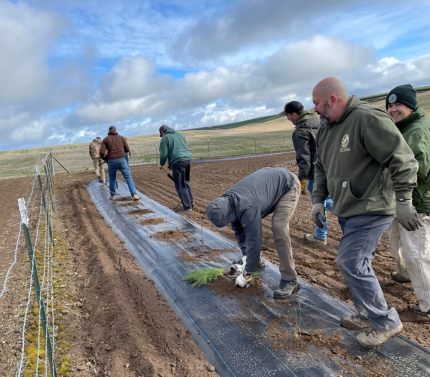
[152,230,189,241]
[140,218,164,226]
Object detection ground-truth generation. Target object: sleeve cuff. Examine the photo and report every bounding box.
[395,191,413,200]
[312,195,326,204]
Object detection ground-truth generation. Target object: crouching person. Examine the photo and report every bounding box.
[206,167,300,298]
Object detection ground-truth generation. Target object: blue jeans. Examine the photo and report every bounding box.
[337,215,400,331]
[307,179,333,240]
[125,152,129,166]
[108,158,137,197]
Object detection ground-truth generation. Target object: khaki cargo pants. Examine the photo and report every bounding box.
[272,176,300,281]
[93,158,106,184]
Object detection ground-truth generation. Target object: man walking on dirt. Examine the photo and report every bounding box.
[206,167,300,299]
[88,136,105,184]
[100,126,139,201]
[311,77,421,348]
[158,125,193,212]
[280,101,332,245]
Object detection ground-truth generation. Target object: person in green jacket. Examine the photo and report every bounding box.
[311,77,421,348]
[385,84,430,315]
[158,125,194,211]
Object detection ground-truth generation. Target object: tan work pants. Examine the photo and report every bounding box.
[272,176,301,281]
[388,215,430,312]
[93,158,106,184]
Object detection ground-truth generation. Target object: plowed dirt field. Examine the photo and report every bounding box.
[1,152,429,376]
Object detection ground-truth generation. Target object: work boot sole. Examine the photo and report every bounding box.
[273,285,298,300]
[408,304,430,316]
[357,324,403,348]
[304,234,327,245]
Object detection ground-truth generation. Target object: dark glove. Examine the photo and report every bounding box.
[311,203,326,228]
[396,199,422,231]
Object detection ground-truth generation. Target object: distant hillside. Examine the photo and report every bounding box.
[360,86,430,104]
[194,114,281,131]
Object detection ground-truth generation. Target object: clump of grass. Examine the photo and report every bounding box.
[251,272,263,280]
[182,268,224,287]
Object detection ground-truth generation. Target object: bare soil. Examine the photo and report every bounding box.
[151,230,189,241]
[1,151,429,377]
[0,175,218,376]
[139,218,164,226]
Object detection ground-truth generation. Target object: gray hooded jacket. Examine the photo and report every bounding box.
[292,110,320,180]
[206,167,296,272]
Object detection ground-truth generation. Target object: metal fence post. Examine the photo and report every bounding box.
[36,167,54,247]
[47,153,54,183]
[50,152,55,176]
[254,135,256,153]
[43,160,54,212]
[18,198,57,377]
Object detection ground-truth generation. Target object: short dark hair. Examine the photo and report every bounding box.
[279,101,304,116]
[159,125,169,136]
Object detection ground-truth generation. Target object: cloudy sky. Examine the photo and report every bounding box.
[1,0,430,151]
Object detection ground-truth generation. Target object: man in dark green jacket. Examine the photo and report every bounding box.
[386,84,430,315]
[311,77,421,348]
[158,125,194,211]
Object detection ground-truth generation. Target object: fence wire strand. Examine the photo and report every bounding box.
[16,188,44,376]
[0,176,38,299]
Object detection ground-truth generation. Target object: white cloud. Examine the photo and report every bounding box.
[98,56,172,102]
[168,0,412,65]
[0,1,66,103]
[1,0,430,152]
[68,35,385,124]
[8,119,53,143]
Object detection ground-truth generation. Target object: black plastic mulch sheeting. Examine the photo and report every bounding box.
[87,180,430,377]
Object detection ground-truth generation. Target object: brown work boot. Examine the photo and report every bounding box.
[175,206,192,212]
[340,314,371,330]
[356,323,403,348]
[273,279,298,299]
[304,234,327,245]
[132,194,139,201]
[391,271,411,283]
[408,304,430,316]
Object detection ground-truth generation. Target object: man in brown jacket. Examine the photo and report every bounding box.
[88,137,105,184]
[100,126,139,201]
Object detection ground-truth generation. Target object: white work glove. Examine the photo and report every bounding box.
[235,273,252,288]
[396,200,422,231]
[311,203,326,228]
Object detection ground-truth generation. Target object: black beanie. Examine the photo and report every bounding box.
[386,84,417,110]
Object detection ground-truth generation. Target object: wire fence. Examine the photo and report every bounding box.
[0,152,62,376]
[0,130,295,179]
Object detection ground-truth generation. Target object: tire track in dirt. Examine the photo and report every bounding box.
[58,176,218,376]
